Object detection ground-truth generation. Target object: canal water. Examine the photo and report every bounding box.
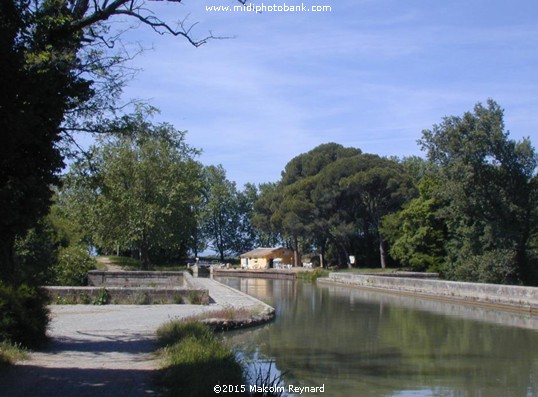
[217,277,538,397]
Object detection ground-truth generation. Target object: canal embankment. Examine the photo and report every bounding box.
[319,272,538,313]
[212,268,297,280]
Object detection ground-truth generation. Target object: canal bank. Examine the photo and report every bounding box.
[212,268,297,280]
[319,272,538,314]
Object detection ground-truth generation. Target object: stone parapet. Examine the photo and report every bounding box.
[87,270,184,287]
[45,285,209,305]
[322,273,538,313]
[212,268,296,280]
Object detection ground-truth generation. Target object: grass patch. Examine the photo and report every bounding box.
[156,320,244,396]
[99,255,142,270]
[0,341,28,369]
[296,268,329,282]
[183,306,256,323]
[156,320,285,396]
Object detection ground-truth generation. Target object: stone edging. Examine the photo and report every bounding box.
[320,273,538,314]
[212,268,296,279]
[201,307,276,332]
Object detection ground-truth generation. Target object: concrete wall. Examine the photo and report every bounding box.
[324,273,538,313]
[88,270,184,287]
[45,286,209,305]
[47,271,208,305]
[213,268,296,280]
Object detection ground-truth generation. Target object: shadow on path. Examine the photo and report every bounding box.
[0,335,163,397]
[0,365,160,397]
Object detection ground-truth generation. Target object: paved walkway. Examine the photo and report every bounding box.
[0,278,269,397]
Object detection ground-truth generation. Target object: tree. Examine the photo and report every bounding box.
[201,165,242,261]
[0,0,243,281]
[381,176,447,272]
[63,111,203,268]
[235,183,266,253]
[252,143,413,268]
[251,182,284,247]
[419,99,538,284]
[339,154,415,268]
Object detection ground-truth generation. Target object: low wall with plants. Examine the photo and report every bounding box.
[47,271,208,305]
[323,273,538,313]
[87,270,185,287]
[45,286,208,305]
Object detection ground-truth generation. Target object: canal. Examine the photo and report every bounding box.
[217,277,538,397]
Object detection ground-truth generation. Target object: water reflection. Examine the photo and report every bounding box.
[218,277,538,397]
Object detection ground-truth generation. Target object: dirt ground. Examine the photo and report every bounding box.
[0,304,223,396]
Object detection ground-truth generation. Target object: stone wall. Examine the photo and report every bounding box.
[45,286,209,305]
[212,268,296,280]
[47,271,208,305]
[88,270,184,287]
[323,273,538,313]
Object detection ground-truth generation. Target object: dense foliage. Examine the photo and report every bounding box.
[0,0,244,281]
[418,100,538,284]
[53,245,96,286]
[61,112,204,268]
[251,101,538,285]
[0,283,49,348]
[383,100,538,284]
[253,143,414,268]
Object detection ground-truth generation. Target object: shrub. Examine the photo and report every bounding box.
[445,249,520,285]
[0,283,49,348]
[52,245,96,286]
[0,341,28,368]
[187,290,203,305]
[92,288,109,305]
[297,268,329,282]
[14,220,58,285]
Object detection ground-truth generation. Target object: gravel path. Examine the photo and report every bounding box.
[0,278,270,397]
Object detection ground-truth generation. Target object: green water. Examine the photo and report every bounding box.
[218,277,538,397]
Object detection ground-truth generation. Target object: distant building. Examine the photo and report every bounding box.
[240,247,294,269]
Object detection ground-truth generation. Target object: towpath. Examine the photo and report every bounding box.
[0,277,269,397]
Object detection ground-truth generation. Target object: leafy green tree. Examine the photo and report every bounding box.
[13,220,58,286]
[235,183,267,253]
[52,245,96,286]
[339,154,414,268]
[419,99,538,284]
[63,112,203,268]
[381,177,447,272]
[253,143,413,268]
[0,0,244,282]
[309,153,413,268]
[201,165,242,261]
[255,144,361,266]
[251,182,284,247]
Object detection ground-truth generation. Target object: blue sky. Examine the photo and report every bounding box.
[116,0,538,187]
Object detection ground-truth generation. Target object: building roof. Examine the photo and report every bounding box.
[240,247,290,258]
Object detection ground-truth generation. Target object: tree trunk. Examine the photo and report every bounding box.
[139,236,150,270]
[379,234,388,269]
[293,235,299,267]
